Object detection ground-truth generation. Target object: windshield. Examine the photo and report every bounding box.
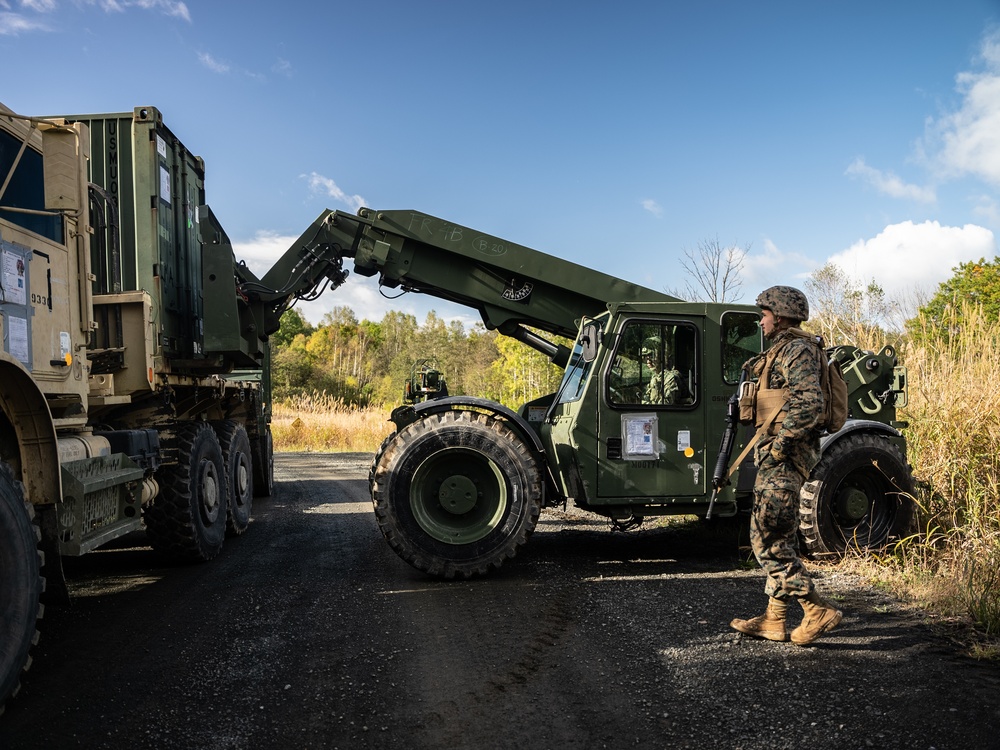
[554,344,592,406]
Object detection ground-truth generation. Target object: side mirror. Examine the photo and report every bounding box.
[580,322,600,363]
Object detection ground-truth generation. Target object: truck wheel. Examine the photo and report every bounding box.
[145,422,228,562]
[214,421,253,536]
[0,462,44,713]
[368,433,395,495]
[252,426,274,498]
[371,410,542,579]
[800,432,916,557]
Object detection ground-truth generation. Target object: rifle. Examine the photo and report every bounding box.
[705,370,747,520]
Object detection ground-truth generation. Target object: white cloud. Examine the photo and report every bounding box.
[641,199,663,217]
[272,58,293,77]
[21,0,56,12]
[131,0,190,22]
[83,0,190,21]
[0,11,49,33]
[827,220,996,299]
[845,158,936,203]
[740,239,816,295]
[926,29,1000,187]
[303,172,366,212]
[973,194,1000,225]
[197,52,229,74]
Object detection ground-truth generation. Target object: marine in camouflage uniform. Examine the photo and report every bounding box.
[730,286,843,646]
[645,366,682,405]
[746,326,822,598]
[642,336,682,405]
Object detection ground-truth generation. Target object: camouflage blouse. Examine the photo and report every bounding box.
[745,327,824,477]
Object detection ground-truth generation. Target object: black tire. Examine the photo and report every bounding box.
[368,432,395,495]
[214,421,253,536]
[0,461,44,713]
[252,425,274,498]
[145,422,228,562]
[800,432,916,557]
[371,410,542,579]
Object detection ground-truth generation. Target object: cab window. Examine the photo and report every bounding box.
[0,128,63,243]
[721,311,762,384]
[607,321,697,407]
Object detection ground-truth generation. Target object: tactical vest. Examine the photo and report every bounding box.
[738,328,847,435]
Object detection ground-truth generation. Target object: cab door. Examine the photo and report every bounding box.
[595,317,707,501]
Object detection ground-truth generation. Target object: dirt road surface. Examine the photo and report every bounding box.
[2,452,998,750]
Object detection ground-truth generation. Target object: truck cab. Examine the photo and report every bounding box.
[544,304,761,523]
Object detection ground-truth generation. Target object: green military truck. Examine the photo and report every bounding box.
[0,105,273,711]
[250,207,916,578]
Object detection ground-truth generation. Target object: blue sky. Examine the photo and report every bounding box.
[3,1,999,328]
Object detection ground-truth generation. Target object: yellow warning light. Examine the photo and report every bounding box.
[683,447,695,458]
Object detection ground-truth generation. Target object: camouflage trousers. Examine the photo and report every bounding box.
[751,453,815,600]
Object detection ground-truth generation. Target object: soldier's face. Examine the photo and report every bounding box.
[759,309,777,339]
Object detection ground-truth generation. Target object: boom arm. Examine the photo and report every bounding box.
[240,207,677,363]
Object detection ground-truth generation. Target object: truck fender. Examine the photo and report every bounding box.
[819,418,904,453]
[392,395,546,455]
[0,354,61,505]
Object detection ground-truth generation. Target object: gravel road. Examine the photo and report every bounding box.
[1,452,998,750]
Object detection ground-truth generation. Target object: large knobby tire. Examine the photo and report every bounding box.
[214,420,253,536]
[371,410,542,579]
[145,422,228,562]
[800,432,916,557]
[0,461,44,714]
[252,425,274,498]
[369,432,395,495]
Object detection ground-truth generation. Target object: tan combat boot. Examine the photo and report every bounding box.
[790,590,843,646]
[730,597,789,642]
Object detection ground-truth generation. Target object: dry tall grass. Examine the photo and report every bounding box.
[272,391,394,453]
[872,303,1000,640]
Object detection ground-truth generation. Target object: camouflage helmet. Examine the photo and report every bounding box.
[756,285,809,323]
[641,336,661,357]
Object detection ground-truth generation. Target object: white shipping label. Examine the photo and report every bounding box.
[160,166,171,205]
[7,315,29,364]
[677,430,691,451]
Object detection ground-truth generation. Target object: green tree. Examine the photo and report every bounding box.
[909,257,1000,341]
[272,332,313,398]
[270,308,314,348]
[488,329,566,407]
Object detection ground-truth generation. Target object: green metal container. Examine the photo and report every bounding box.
[60,106,207,364]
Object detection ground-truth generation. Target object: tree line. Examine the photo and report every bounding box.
[270,305,565,407]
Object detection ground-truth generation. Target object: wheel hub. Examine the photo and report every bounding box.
[438,475,478,515]
[236,460,250,501]
[201,461,221,523]
[837,486,870,523]
[410,448,508,545]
